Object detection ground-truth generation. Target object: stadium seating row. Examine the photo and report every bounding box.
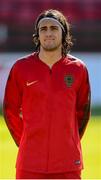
[0,0,101,51]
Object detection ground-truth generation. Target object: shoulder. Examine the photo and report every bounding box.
[67,54,86,66]
[63,55,90,85]
[64,54,88,71]
[63,54,89,80]
[8,52,38,83]
[13,52,37,68]
[8,52,38,79]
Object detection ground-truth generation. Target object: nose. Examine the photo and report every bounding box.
[45,28,52,36]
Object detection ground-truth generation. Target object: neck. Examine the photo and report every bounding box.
[39,47,62,67]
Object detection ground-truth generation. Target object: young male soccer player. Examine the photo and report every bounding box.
[3,9,91,179]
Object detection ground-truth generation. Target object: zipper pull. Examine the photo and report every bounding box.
[50,68,52,74]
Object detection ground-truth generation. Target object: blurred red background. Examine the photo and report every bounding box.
[0,0,101,52]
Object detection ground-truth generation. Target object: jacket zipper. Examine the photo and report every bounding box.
[50,68,52,74]
[46,68,52,172]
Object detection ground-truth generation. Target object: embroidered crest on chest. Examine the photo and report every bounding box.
[64,75,74,87]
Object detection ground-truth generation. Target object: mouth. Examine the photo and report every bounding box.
[44,39,55,44]
[45,38,55,41]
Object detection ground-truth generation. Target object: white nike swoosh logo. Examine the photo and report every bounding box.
[26,80,38,86]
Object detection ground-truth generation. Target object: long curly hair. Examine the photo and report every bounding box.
[33,9,73,57]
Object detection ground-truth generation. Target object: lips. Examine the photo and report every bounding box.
[45,38,54,41]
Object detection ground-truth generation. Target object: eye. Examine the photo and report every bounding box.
[51,26,59,30]
[39,27,47,31]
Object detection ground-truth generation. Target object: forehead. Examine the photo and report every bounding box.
[38,19,61,28]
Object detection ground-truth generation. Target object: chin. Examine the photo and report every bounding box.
[43,45,57,50]
[44,48,57,52]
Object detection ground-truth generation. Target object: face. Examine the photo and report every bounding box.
[38,19,62,52]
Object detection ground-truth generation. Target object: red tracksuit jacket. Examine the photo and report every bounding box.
[3,52,91,173]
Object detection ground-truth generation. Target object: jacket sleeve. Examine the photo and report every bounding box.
[3,64,23,146]
[77,65,91,139]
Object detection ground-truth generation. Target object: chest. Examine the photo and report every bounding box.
[20,62,81,96]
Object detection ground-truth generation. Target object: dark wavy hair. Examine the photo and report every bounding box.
[33,9,73,57]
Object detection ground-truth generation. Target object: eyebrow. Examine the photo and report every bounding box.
[39,25,59,29]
